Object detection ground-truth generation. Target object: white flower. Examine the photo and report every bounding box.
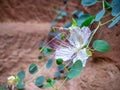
[55,27,91,67]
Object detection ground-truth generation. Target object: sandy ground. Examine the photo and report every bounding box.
[0,22,50,84]
[0,22,120,90]
[0,0,120,90]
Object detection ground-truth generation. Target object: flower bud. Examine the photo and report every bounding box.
[7,76,16,85]
[46,78,52,83]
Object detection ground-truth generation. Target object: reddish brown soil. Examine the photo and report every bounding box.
[0,0,120,90]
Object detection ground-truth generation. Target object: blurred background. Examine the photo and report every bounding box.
[0,0,120,90]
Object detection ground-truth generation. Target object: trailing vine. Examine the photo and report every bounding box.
[1,0,120,90]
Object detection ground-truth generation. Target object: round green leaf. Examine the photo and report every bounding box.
[95,10,105,21]
[58,65,64,71]
[64,22,72,28]
[51,20,57,26]
[93,40,110,52]
[61,11,67,16]
[56,9,62,14]
[72,10,84,18]
[29,64,38,74]
[54,71,61,79]
[57,16,63,20]
[16,83,25,89]
[46,59,53,69]
[111,0,120,16]
[35,76,44,87]
[17,70,25,83]
[81,0,97,6]
[67,60,83,79]
[72,10,78,15]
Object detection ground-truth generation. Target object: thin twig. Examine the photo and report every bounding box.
[87,22,100,48]
[57,78,67,90]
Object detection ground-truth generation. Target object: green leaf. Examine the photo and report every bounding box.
[2,83,7,90]
[76,14,91,27]
[111,0,120,16]
[54,71,61,78]
[17,70,25,83]
[39,42,45,50]
[72,18,77,27]
[67,60,83,79]
[61,11,67,16]
[81,0,97,6]
[72,10,78,15]
[104,0,111,10]
[108,16,120,28]
[81,16,94,27]
[64,22,72,28]
[46,59,53,69]
[16,83,25,89]
[56,9,61,14]
[56,10,67,16]
[29,63,38,74]
[93,40,110,52]
[51,20,56,26]
[44,80,56,88]
[72,10,84,18]
[42,46,52,55]
[58,65,64,71]
[57,16,63,20]
[95,10,105,21]
[35,76,44,87]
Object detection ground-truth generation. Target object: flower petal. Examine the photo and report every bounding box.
[69,27,83,48]
[69,27,91,48]
[80,27,91,45]
[55,47,74,61]
[73,48,89,67]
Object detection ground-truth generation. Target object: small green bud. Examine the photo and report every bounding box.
[46,78,52,83]
[56,58,63,65]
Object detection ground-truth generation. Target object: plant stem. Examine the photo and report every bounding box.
[102,0,105,10]
[102,13,111,19]
[100,14,120,26]
[62,64,69,72]
[26,65,45,84]
[57,78,67,90]
[100,18,114,26]
[87,22,100,48]
[39,29,68,53]
[50,83,56,90]
[87,13,120,48]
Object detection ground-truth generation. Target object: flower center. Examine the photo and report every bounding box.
[74,46,81,53]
